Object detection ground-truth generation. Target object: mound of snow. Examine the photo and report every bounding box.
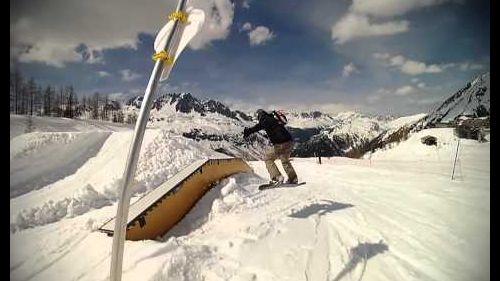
[12,184,111,232]
[10,129,226,229]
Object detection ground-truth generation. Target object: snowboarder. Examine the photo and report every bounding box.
[243,109,298,185]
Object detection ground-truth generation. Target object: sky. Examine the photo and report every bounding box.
[10,0,490,116]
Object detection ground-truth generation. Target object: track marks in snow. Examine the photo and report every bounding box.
[304,215,331,281]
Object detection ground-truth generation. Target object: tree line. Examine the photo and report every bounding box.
[9,70,137,124]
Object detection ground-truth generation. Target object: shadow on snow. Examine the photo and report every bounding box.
[289,200,354,218]
[332,240,389,281]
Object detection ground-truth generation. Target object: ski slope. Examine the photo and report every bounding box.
[10,117,489,281]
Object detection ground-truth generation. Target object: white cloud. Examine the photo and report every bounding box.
[120,69,142,82]
[368,85,421,102]
[248,26,275,46]
[373,52,391,60]
[395,85,417,96]
[459,62,485,71]
[342,62,359,77]
[189,0,235,49]
[351,0,456,18]
[11,0,235,66]
[375,53,486,75]
[97,71,111,77]
[242,0,251,9]
[374,53,444,75]
[417,82,426,88]
[331,0,460,44]
[331,14,408,44]
[241,22,253,32]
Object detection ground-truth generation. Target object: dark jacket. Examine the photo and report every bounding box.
[245,112,292,144]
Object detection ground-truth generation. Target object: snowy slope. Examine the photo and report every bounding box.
[10,119,489,281]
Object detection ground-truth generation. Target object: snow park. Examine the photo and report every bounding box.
[10,1,489,281]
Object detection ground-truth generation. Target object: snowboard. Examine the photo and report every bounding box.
[258,182,306,190]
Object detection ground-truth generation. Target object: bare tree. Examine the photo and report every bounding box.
[72,92,79,118]
[43,86,53,116]
[65,86,75,118]
[27,78,37,116]
[11,70,23,114]
[92,92,100,120]
[81,96,87,119]
[100,93,109,121]
[35,85,43,116]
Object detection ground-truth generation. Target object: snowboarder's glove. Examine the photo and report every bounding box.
[243,127,250,138]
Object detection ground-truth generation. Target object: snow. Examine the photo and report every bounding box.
[423,72,490,125]
[10,116,489,281]
[387,113,427,130]
[10,131,111,198]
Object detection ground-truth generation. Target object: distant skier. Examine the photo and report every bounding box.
[243,109,298,185]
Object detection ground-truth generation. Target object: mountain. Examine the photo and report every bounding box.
[122,71,490,160]
[122,93,403,159]
[349,72,490,158]
[417,72,490,128]
[127,93,252,122]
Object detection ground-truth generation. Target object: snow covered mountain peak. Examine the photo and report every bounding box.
[420,72,490,127]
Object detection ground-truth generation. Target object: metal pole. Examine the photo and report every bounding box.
[109,0,188,280]
[451,138,460,180]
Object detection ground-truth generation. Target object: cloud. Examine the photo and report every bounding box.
[395,85,417,96]
[368,84,422,103]
[342,62,359,77]
[459,62,485,71]
[11,0,235,66]
[373,53,445,75]
[248,26,275,46]
[74,43,103,64]
[242,0,251,9]
[350,0,457,18]
[188,0,235,49]
[417,82,426,88]
[97,71,111,77]
[374,53,487,76]
[240,22,253,32]
[331,14,408,44]
[240,22,274,46]
[331,0,460,44]
[120,69,142,82]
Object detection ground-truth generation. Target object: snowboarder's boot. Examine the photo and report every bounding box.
[270,175,284,185]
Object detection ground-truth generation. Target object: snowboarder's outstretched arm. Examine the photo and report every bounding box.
[243,122,263,138]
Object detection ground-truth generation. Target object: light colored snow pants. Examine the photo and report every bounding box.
[264,141,297,181]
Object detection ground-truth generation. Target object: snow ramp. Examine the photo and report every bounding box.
[99,157,252,240]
